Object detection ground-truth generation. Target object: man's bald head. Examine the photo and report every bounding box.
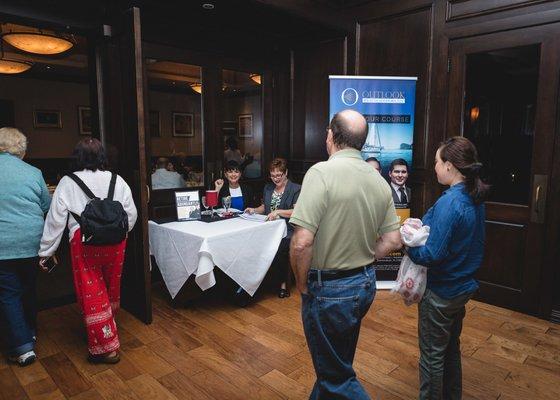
[329,110,368,151]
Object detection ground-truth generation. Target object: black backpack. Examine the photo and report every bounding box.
[68,173,129,246]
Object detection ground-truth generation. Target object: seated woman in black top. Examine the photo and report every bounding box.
[245,158,301,298]
[215,161,254,211]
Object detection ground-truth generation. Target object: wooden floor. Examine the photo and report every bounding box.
[2,286,560,400]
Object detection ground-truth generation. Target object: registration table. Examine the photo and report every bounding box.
[148,217,287,298]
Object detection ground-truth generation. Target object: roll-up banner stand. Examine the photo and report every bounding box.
[329,76,417,289]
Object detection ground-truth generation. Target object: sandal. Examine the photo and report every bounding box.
[88,352,120,364]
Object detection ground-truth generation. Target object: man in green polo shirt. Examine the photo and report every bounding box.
[290,109,402,400]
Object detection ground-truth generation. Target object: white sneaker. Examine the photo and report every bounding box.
[9,351,37,366]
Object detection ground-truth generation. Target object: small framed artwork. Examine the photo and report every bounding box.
[172,112,194,137]
[149,110,161,137]
[33,110,62,129]
[238,114,253,138]
[77,106,92,135]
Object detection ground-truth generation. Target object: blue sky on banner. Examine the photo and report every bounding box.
[329,76,417,150]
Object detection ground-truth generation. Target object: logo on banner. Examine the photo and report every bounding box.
[341,88,359,106]
[362,90,406,104]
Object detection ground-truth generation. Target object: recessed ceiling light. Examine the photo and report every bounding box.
[202,3,214,10]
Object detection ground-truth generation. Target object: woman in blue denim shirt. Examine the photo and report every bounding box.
[406,136,489,400]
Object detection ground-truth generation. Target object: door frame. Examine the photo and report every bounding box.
[98,6,152,323]
[446,23,560,318]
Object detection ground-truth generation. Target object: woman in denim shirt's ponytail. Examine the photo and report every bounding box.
[406,136,490,400]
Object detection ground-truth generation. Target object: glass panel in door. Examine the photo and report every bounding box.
[462,45,539,205]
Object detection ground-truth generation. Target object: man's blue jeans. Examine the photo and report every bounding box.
[0,257,38,357]
[301,266,376,400]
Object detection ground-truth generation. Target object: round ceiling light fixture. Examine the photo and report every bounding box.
[0,58,33,74]
[2,31,75,55]
[202,3,215,10]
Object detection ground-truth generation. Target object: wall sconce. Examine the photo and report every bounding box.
[249,73,261,84]
[470,106,480,123]
[190,82,202,94]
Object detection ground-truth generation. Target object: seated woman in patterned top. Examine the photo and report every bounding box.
[245,158,301,298]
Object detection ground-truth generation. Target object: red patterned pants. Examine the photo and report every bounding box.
[70,229,126,355]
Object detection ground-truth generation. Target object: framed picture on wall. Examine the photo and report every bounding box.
[149,110,161,137]
[238,114,253,138]
[33,110,62,129]
[77,106,92,135]
[172,112,194,137]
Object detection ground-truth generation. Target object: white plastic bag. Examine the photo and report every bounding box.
[392,218,429,306]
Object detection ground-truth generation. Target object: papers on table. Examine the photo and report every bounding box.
[239,212,268,222]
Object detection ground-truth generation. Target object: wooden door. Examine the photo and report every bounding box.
[447,24,559,316]
[100,7,152,323]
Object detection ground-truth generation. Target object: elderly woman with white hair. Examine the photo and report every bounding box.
[0,127,51,366]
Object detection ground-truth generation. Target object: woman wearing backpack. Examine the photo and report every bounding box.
[39,138,137,364]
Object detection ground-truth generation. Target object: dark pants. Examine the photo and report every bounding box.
[302,266,376,400]
[0,257,38,356]
[271,237,291,287]
[418,289,473,400]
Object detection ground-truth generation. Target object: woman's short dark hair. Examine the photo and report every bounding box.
[439,136,490,204]
[72,138,107,171]
[224,160,240,172]
[269,158,287,173]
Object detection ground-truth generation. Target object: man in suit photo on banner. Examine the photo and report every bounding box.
[389,158,411,208]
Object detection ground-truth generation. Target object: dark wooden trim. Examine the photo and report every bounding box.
[538,27,560,321]
[446,0,553,22]
[343,0,434,22]
[485,203,529,224]
[444,1,560,39]
[475,281,522,311]
[132,6,152,324]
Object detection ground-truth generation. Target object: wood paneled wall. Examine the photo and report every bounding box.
[287,0,560,320]
[356,4,434,217]
[290,38,346,182]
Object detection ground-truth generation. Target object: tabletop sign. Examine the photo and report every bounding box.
[175,191,201,221]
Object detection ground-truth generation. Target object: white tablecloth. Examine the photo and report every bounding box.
[148,218,287,298]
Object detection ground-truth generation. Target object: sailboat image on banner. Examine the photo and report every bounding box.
[362,123,384,155]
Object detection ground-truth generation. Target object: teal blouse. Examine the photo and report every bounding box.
[0,153,51,260]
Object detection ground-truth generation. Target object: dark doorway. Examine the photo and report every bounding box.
[447,25,559,316]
